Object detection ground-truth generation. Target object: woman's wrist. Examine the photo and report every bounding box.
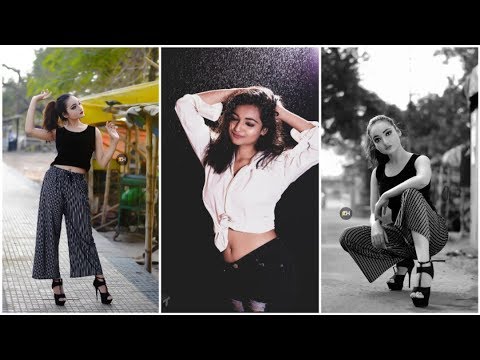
[275,104,286,121]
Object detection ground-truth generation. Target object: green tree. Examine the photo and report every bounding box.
[322,47,404,214]
[3,48,158,136]
[322,47,364,143]
[323,46,476,162]
[27,47,159,97]
[404,47,476,159]
[434,47,478,78]
[405,86,469,159]
[322,47,402,157]
[2,67,29,118]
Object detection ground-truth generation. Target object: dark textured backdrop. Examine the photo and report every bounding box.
[162,48,319,312]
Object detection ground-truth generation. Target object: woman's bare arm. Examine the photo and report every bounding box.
[25,90,55,142]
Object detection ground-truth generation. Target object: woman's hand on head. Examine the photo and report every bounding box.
[245,86,283,113]
[275,98,285,113]
[32,90,52,102]
[106,121,120,142]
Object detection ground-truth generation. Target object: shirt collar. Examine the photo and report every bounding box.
[230,151,264,175]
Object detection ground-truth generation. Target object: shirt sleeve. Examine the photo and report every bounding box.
[174,94,223,163]
[282,121,319,184]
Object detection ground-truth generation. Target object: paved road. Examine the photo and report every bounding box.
[321,201,478,313]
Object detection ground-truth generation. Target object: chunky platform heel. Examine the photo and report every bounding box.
[52,279,66,306]
[93,276,113,304]
[387,258,414,291]
[410,259,444,307]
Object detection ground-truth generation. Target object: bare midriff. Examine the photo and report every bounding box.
[53,164,87,174]
[222,228,278,263]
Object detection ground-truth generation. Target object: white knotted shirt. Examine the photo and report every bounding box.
[175,94,319,252]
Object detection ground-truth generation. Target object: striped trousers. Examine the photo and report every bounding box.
[32,166,103,279]
[340,188,449,283]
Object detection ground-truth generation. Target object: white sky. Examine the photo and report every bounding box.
[1,46,43,81]
[321,148,347,177]
[358,45,464,110]
[321,45,467,177]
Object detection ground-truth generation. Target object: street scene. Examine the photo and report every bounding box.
[322,196,477,313]
[321,46,478,313]
[2,46,159,313]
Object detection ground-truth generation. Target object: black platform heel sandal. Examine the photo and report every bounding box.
[93,276,113,304]
[410,259,445,307]
[387,258,414,290]
[52,279,66,306]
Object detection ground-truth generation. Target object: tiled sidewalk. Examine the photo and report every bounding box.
[2,163,159,313]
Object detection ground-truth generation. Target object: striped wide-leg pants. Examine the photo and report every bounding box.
[32,166,103,279]
[340,188,449,283]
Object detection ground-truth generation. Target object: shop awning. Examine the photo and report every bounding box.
[80,81,159,125]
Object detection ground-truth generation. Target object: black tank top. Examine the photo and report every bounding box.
[51,125,96,171]
[376,153,435,222]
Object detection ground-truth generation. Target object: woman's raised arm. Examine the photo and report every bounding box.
[196,88,241,105]
[276,102,315,133]
[25,90,55,142]
[175,90,237,163]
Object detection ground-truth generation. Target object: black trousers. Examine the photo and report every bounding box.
[340,188,449,283]
[221,237,296,311]
[32,166,103,279]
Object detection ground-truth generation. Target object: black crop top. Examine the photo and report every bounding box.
[376,153,435,222]
[51,126,96,171]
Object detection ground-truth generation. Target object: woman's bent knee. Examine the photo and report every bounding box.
[340,228,354,250]
[401,188,421,201]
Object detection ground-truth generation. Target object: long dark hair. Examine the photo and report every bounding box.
[364,115,403,168]
[203,87,285,174]
[42,94,72,131]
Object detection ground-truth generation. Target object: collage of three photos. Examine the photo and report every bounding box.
[0,46,477,314]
